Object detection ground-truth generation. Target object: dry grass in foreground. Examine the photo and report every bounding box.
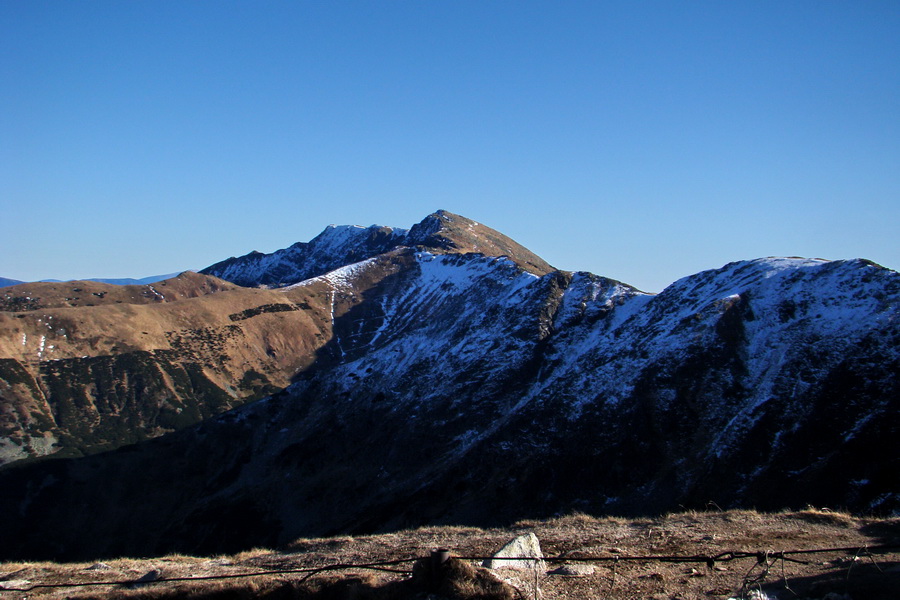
[1,509,899,600]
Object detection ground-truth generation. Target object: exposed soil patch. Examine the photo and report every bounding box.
[1,509,898,599]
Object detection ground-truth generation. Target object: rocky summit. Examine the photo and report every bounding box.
[0,210,897,562]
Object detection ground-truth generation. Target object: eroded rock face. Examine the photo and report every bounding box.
[0,212,897,562]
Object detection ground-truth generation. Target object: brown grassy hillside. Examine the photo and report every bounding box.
[1,510,898,600]
[0,272,240,312]
[0,255,412,464]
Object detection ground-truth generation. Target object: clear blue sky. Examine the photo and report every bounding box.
[2,1,898,292]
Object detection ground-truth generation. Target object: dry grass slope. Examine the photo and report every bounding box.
[15,558,517,600]
[3,510,899,600]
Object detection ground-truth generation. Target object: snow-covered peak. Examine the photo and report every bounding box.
[202,210,554,287]
[622,256,897,352]
[201,223,407,287]
[311,223,403,246]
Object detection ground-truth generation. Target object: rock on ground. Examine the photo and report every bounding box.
[482,532,546,572]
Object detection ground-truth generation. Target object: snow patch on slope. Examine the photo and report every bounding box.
[204,225,408,287]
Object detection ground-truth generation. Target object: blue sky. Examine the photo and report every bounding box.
[2,1,898,292]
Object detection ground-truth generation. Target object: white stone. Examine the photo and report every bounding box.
[482,532,546,571]
[0,580,31,590]
[549,563,595,576]
[727,591,778,600]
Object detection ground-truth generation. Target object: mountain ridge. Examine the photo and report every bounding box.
[200,210,554,287]
[0,277,25,288]
[0,273,180,288]
[0,211,556,467]
[0,210,897,561]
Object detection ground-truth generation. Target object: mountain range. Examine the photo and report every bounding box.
[0,210,897,561]
[0,274,179,288]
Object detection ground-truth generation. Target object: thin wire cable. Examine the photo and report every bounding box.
[1,557,417,593]
[460,543,900,565]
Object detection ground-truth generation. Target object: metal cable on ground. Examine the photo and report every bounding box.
[461,542,900,566]
[1,543,898,593]
[0,557,418,593]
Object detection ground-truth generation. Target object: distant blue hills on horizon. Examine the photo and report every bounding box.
[0,273,181,288]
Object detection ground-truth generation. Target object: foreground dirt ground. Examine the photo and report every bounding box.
[1,509,898,600]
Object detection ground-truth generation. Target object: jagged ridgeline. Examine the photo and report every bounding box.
[0,210,898,562]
